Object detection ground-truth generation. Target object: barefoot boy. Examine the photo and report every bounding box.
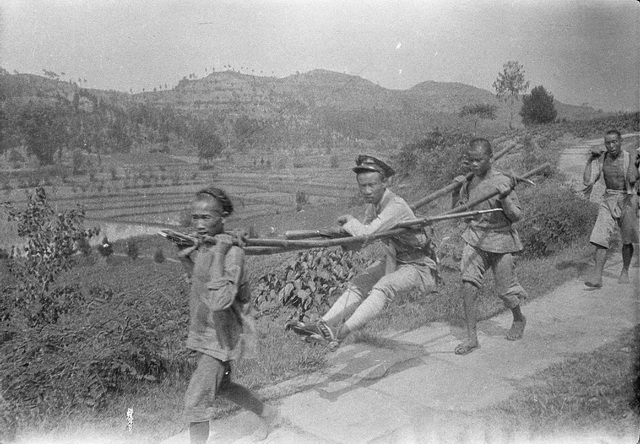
[177,187,276,444]
[453,138,528,355]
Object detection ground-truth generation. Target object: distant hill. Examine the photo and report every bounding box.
[141,68,602,121]
[0,67,609,161]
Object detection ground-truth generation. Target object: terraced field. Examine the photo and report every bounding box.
[0,149,366,248]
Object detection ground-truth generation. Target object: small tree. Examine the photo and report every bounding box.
[18,101,70,166]
[193,122,224,167]
[126,239,139,260]
[493,61,530,129]
[520,85,558,126]
[153,246,165,263]
[5,186,99,323]
[97,236,114,258]
[459,103,498,134]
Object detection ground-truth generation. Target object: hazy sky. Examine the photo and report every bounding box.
[0,0,638,111]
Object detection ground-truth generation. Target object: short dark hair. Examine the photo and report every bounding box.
[468,138,493,157]
[605,129,621,139]
[195,186,234,216]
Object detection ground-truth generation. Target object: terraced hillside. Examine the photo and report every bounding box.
[0,149,362,248]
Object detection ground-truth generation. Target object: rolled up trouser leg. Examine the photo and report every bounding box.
[322,287,363,327]
[492,253,528,309]
[341,288,388,335]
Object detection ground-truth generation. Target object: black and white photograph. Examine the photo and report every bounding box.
[0,1,638,443]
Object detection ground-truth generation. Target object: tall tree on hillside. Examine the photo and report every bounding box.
[493,61,530,129]
[194,122,224,166]
[459,103,497,134]
[0,107,7,157]
[18,101,70,166]
[520,85,558,126]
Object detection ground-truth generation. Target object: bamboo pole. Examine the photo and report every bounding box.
[409,140,518,211]
[243,209,503,253]
[441,162,550,216]
[241,162,550,255]
[160,162,549,256]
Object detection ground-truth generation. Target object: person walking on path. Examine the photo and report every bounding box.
[176,186,277,444]
[288,155,438,350]
[583,129,639,287]
[452,138,528,355]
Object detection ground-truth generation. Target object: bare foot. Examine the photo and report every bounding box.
[454,339,480,355]
[618,271,630,284]
[250,405,279,442]
[584,279,603,288]
[506,316,526,341]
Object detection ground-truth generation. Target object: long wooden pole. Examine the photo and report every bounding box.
[248,209,503,250]
[241,162,550,255]
[409,140,518,211]
[441,162,550,216]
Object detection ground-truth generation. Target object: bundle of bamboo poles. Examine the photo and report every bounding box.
[160,161,550,256]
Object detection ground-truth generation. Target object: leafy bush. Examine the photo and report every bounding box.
[394,128,470,189]
[254,247,374,321]
[76,235,92,256]
[153,246,165,263]
[127,239,140,260]
[4,186,99,325]
[0,187,186,423]
[1,281,189,420]
[295,190,310,211]
[520,85,557,126]
[97,236,113,257]
[517,179,598,258]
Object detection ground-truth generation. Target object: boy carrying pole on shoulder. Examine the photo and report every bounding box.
[452,138,528,355]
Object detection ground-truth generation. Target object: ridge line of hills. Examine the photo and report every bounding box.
[0,67,612,159]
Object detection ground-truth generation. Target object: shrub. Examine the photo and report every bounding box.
[0,281,189,421]
[76,235,92,256]
[97,236,113,257]
[517,179,598,258]
[126,239,139,260]
[295,190,310,211]
[4,186,99,325]
[254,247,374,321]
[520,85,557,126]
[8,149,24,168]
[394,128,470,189]
[153,246,165,263]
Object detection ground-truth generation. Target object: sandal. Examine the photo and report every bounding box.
[285,320,319,337]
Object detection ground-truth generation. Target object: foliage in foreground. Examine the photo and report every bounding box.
[1,280,188,412]
[517,178,598,258]
[254,247,375,321]
[1,186,99,326]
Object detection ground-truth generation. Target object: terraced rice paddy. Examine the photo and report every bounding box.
[0,150,363,248]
